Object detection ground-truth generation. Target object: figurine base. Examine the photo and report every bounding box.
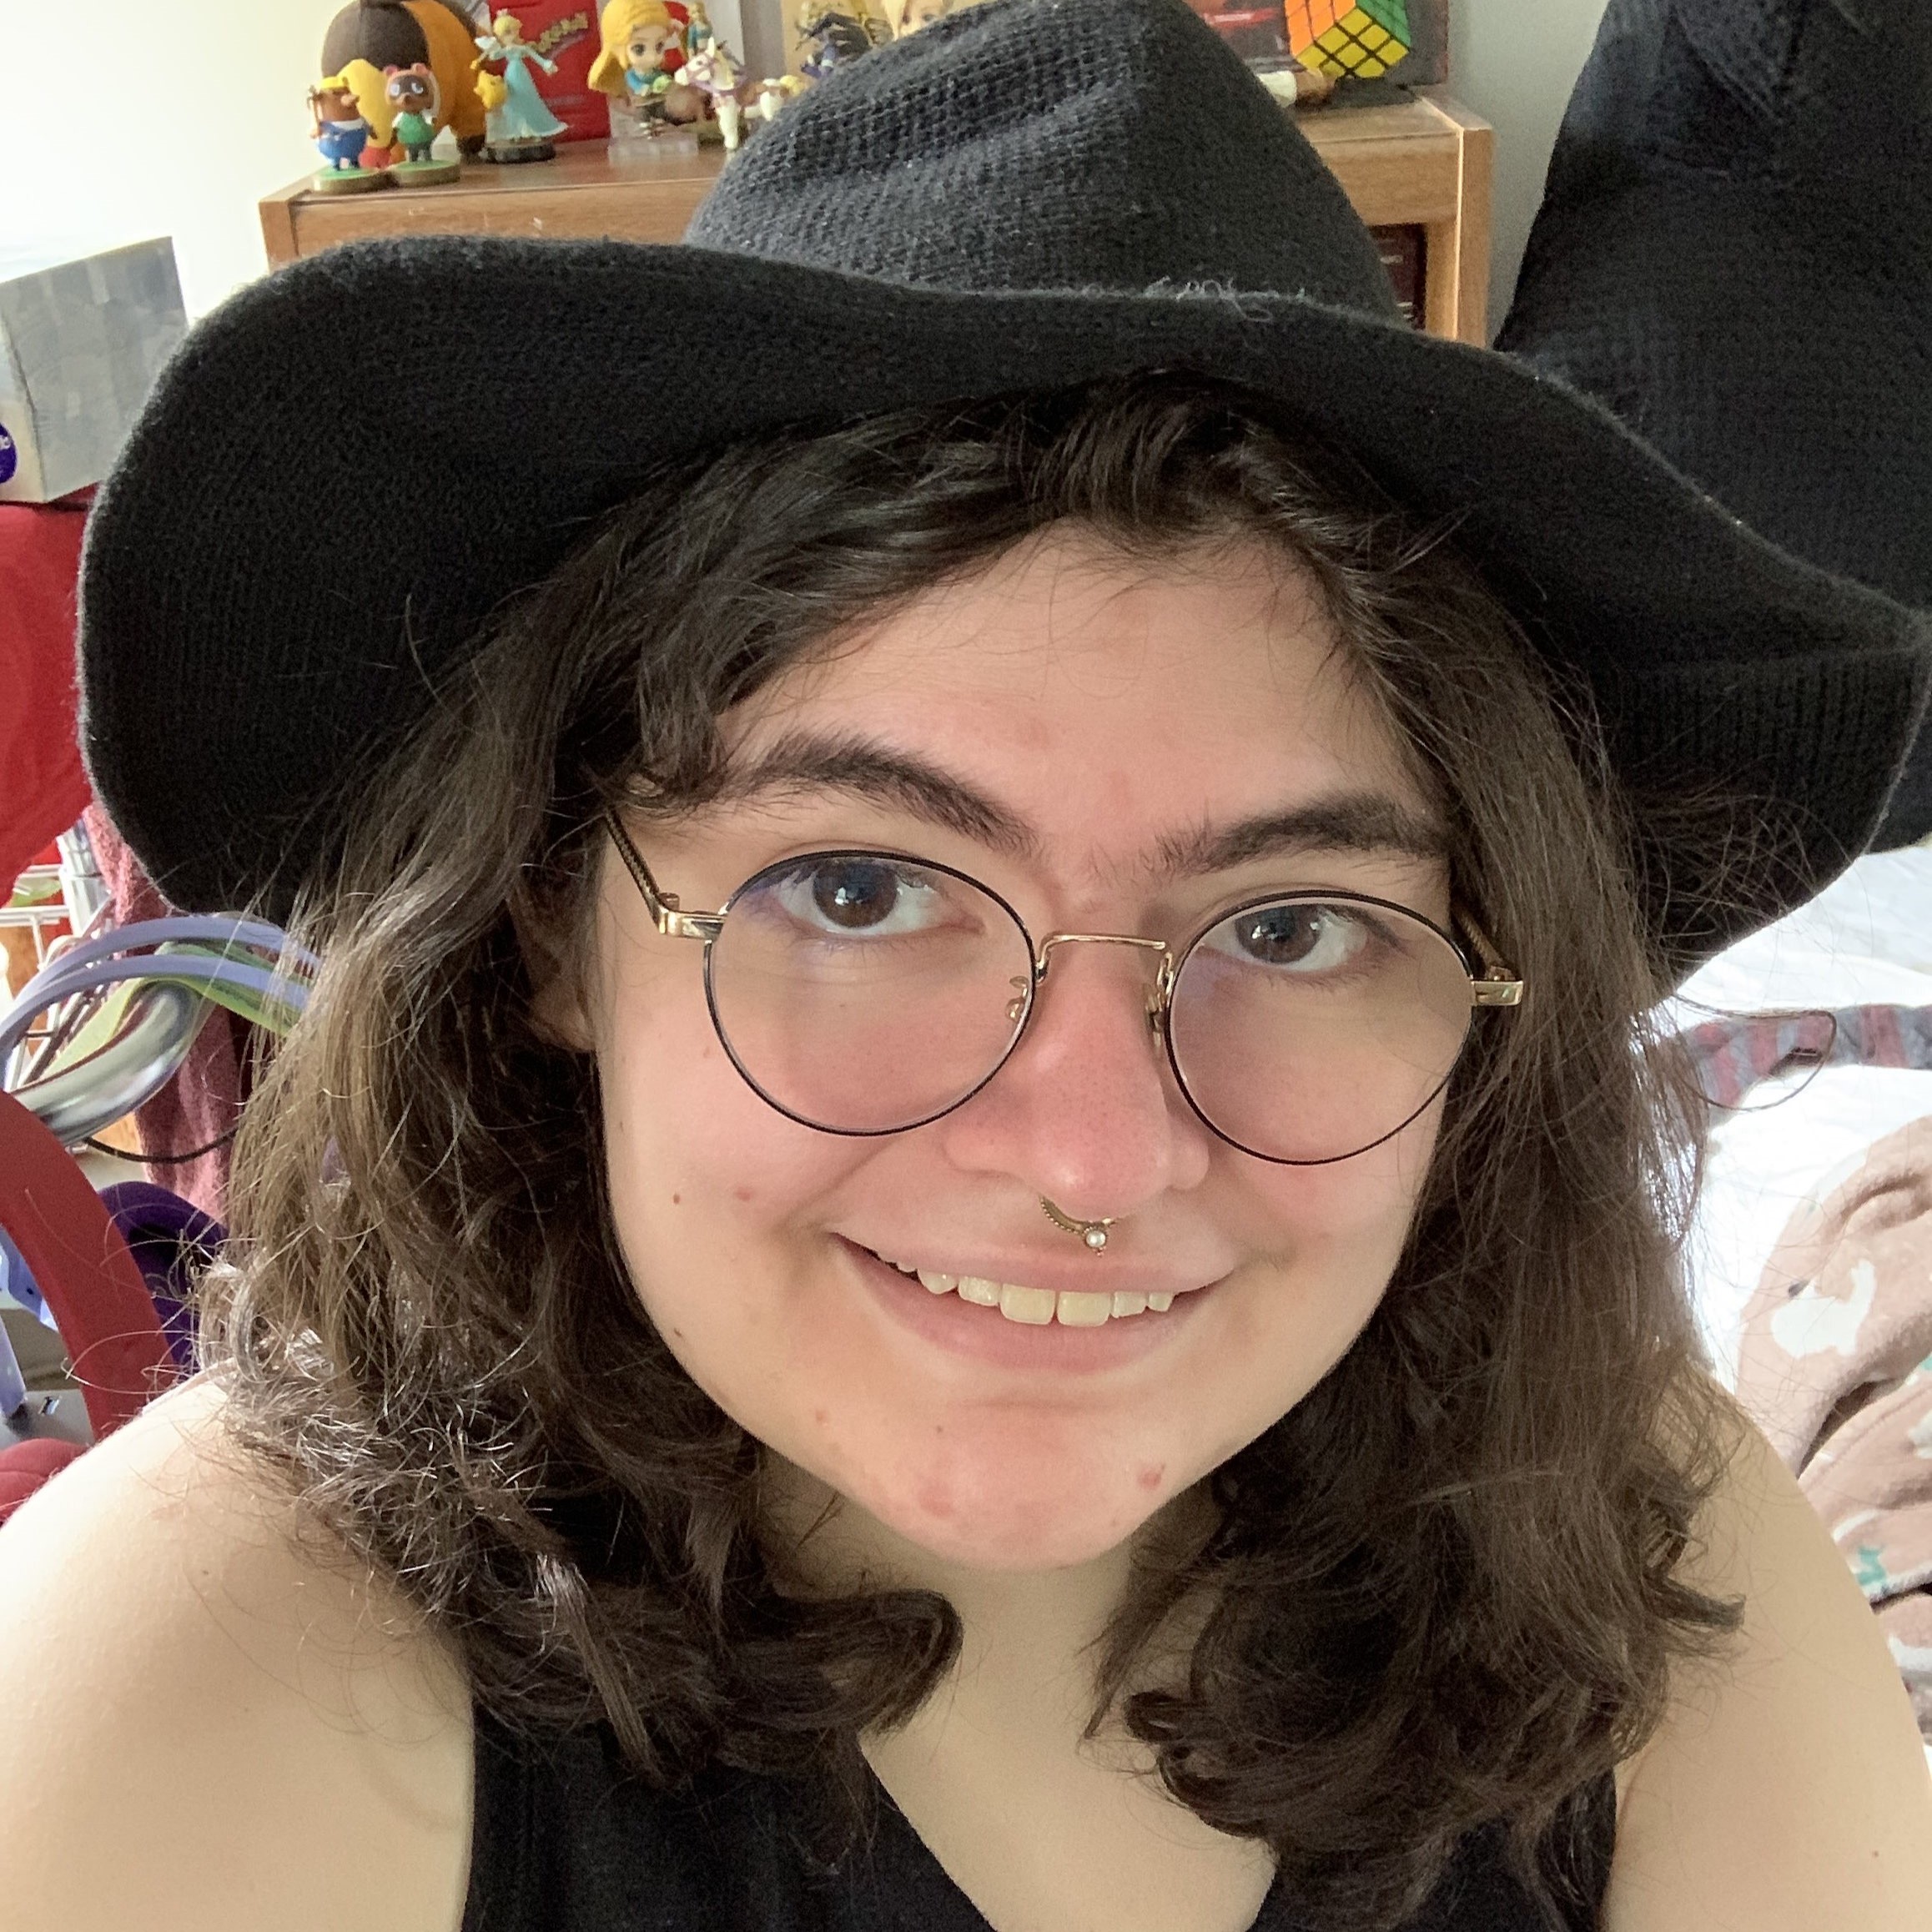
[387,158,462,187]
[482,138,556,164]
[309,166,391,194]
[608,121,701,160]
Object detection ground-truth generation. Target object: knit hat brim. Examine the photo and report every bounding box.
[80,232,1932,962]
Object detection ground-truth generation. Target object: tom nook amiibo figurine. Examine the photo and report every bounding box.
[384,63,462,183]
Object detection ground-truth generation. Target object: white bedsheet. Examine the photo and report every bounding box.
[1673,846,1932,1389]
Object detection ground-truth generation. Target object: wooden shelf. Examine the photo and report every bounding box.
[261,88,1493,342]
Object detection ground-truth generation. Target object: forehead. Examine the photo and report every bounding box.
[722,525,1432,857]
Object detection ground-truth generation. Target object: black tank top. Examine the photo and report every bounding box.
[461,1708,1618,1932]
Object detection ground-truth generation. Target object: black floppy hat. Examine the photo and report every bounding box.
[80,0,1930,961]
[1499,0,1932,847]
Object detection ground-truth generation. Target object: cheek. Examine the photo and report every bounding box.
[1189,1104,1438,1452]
[594,952,865,1381]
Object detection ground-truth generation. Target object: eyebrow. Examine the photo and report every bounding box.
[712,729,1446,878]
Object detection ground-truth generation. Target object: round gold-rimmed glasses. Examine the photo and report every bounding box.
[604,812,1523,1165]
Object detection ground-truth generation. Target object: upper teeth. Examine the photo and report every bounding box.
[882,1258,1175,1326]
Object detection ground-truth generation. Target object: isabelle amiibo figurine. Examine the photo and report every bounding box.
[472,12,567,161]
[384,63,461,183]
[308,73,388,194]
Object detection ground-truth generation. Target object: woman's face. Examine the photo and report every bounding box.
[569,526,1452,1573]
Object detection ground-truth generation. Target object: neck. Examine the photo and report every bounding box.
[761,1460,1213,1742]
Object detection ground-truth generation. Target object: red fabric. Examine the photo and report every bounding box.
[0,1088,178,1440]
[0,1436,86,1525]
[81,803,251,1222]
[0,494,93,905]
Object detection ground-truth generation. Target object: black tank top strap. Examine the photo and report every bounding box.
[463,1703,1618,1932]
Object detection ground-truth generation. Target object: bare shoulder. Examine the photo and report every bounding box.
[0,1374,475,1932]
[1604,1397,1932,1932]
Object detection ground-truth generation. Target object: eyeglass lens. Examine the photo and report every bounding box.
[703,853,1476,1160]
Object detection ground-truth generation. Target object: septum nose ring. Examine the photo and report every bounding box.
[1041,1196,1116,1253]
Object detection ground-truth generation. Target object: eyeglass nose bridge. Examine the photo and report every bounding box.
[1030,932,1178,1037]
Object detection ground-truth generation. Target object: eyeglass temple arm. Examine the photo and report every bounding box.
[603,810,725,943]
[1458,909,1525,1008]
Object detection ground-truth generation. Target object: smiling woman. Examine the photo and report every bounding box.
[13,0,1932,1928]
[184,376,1731,1926]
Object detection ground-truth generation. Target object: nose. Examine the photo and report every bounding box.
[936,935,1212,1217]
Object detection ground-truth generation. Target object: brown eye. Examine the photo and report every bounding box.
[809,860,905,930]
[1218,903,1371,973]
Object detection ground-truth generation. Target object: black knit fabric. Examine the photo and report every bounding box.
[460,1709,1619,1932]
[1499,0,1932,845]
[78,0,1932,953]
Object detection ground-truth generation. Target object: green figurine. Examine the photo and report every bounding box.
[385,63,460,184]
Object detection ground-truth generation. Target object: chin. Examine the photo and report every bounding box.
[829,1431,1184,1574]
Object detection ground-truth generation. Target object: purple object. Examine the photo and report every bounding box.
[96,1182,225,1371]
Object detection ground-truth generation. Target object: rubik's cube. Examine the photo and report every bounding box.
[1286,0,1411,80]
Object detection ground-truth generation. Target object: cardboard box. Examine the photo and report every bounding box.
[0,239,187,506]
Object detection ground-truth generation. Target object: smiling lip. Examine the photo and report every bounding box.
[839,1236,1214,1373]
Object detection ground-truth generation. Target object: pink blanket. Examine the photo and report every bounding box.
[1737,1115,1932,1739]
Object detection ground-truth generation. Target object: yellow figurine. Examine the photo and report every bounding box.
[589,0,686,99]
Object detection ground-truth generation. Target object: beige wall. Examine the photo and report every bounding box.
[1448,0,1613,339]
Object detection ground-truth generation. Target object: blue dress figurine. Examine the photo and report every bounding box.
[474,13,568,148]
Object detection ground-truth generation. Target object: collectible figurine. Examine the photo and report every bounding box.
[308,73,388,193]
[322,0,491,157]
[684,0,717,57]
[880,0,948,34]
[748,71,808,128]
[384,63,462,181]
[589,0,688,137]
[795,0,882,80]
[1254,55,1338,108]
[681,37,747,148]
[472,11,568,161]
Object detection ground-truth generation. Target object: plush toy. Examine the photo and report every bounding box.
[322,0,491,156]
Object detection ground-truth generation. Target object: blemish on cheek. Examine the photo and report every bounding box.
[813,1408,829,1426]
[918,1483,956,1521]
[1136,1464,1165,1492]
[733,1185,754,1204]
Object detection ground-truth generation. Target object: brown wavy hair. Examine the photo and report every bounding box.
[200,375,1748,1931]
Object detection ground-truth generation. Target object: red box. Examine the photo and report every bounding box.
[1183,0,1291,62]
[499,3,606,143]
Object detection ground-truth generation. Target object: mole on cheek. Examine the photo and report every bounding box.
[671,1192,681,1206]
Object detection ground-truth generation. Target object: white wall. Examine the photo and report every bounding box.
[1448,0,1613,339]
[2,3,348,317]
[0,0,1608,326]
